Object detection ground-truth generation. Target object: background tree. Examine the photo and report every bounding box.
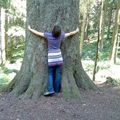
[0,0,11,63]
[106,0,114,41]
[80,0,96,55]
[6,0,97,99]
[80,0,90,54]
[0,8,6,64]
[99,0,105,50]
[110,0,120,64]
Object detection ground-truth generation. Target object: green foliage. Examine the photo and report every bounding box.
[0,64,19,91]
[0,37,24,90]
[106,77,120,86]
[0,0,10,8]
[82,41,97,60]
[0,68,10,91]
[82,32,112,61]
[7,42,24,63]
[0,74,9,84]
[99,40,111,60]
[0,65,18,74]
[0,76,9,92]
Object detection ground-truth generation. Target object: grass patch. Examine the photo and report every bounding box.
[0,65,18,74]
[0,74,10,92]
[106,77,120,86]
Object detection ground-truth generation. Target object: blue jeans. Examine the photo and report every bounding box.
[47,65,61,93]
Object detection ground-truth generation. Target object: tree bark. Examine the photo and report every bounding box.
[110,0,120,64]
[106,0,114,41]
[93,28,100,81]
[5,10,8,59]
[99,0,105,50]
[7,0,97,99]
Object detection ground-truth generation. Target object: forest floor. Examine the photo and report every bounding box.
[0,84,120,120]
[0,60,120,120]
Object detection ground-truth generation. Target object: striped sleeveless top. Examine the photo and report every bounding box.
[48,49,63,66]
[44,32,65,66]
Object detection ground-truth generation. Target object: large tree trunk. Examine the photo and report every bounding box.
[7,0,97,99]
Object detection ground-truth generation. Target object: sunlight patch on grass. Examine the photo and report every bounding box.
[82,59,120,85]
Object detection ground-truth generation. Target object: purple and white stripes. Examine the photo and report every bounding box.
[48,49,63,66]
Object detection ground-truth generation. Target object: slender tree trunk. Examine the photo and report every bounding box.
[93,29,100,81]
[0,7,6,64]
[99,0,105,50]
[107,0,114,41]
[5,10,8,59]
[80,12,89,55]
[110,0,120,64]
[116,34,120,59]
[84,14,89,41]
[7,0,97,99]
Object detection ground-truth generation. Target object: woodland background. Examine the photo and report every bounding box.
[0,0,120,120]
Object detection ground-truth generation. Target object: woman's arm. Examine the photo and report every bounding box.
[65,27,79,38]
[28,25,44,37]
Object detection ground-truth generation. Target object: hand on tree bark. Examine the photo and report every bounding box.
[28,25,31,30]
[76,27,79,33]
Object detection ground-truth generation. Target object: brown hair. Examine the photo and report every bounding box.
[52,25,61,38]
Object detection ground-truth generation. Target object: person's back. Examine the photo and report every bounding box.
[28,24,79,96]
[44,31,65,51]
[44,25,65,67]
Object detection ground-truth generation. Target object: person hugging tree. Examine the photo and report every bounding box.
[28,25,79,96]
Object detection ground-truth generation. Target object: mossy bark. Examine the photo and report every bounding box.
[7,0,97,99]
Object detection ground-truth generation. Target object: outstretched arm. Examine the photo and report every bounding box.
[28,25,44,38]
[65,27,79,38]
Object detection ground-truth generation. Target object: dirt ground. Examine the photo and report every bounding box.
[0,84,120,120]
